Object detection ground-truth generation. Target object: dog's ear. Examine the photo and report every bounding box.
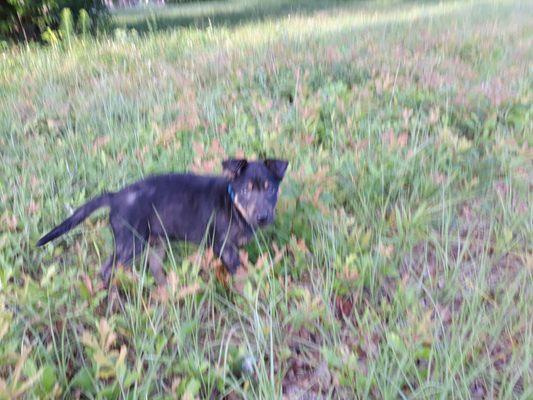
[222,159,248,178]
[264,159,289,180]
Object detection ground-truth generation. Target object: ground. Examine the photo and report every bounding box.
[0,0,531,398]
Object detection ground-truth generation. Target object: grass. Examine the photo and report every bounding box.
[0,0,532,398]
[111,0,349,32]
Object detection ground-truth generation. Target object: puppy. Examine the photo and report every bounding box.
[37,159,288,286]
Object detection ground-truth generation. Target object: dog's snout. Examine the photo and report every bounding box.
[257,212,269,225]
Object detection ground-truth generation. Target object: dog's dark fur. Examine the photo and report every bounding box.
[37,159,288,285]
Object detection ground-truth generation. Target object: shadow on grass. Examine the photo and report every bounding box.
[111,0,359,32]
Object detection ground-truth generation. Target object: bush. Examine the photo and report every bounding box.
[0,0,107,41]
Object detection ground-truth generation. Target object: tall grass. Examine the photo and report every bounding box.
[0,0,531,398]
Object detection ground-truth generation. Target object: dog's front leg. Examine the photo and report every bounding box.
[215,243,240,275]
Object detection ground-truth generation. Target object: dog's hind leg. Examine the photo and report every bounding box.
[102,215,148,285]
[148,237,167,286]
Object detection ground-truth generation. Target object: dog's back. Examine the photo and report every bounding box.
[111,173,229,243]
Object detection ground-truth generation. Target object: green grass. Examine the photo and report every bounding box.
[111,0,349,32]
[1,0,532,398]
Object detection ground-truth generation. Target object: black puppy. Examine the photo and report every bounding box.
[37,159,288,286]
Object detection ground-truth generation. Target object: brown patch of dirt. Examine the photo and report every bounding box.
[283,359,331,400]
[281,323,331,400]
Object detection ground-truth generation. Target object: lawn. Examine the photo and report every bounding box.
[0,0,531,398]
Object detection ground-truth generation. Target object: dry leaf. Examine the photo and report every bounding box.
[81,273,93,295]
[215,263,230,287]
[232,268,248,294]
[335,296,354,317]
[175,282,201,300]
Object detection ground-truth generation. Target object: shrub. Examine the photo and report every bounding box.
[0,0,107,41]
[59,7,74,45]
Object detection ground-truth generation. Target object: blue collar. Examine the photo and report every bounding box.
[227,184,236,202]
[227,183,252,227]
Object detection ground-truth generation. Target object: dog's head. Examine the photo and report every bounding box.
[223,158,289,228]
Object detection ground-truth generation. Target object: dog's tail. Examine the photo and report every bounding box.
[37,192,113,247]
